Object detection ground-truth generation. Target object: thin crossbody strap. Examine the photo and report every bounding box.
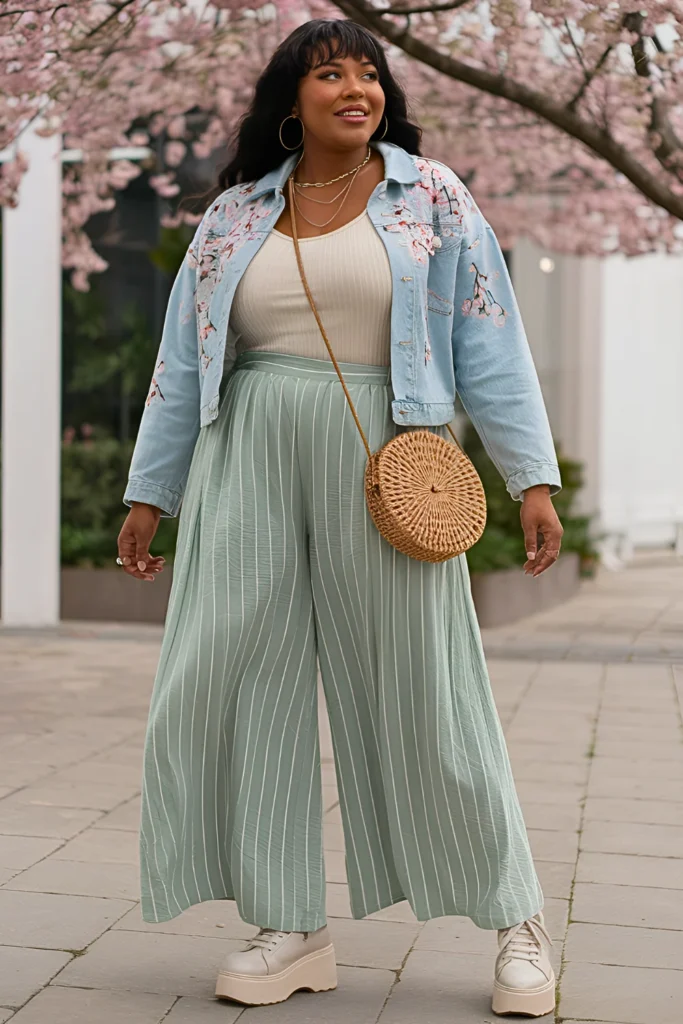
[287,174,461,455]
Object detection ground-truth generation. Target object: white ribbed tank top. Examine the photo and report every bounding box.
[230,209,392,366]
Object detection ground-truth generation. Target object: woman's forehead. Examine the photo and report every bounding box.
[306,43,376,71]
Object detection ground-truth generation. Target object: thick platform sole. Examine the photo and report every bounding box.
[215,942,337,1006]
[492,973,556,1018]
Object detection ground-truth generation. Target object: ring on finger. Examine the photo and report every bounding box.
[116,557,123,566]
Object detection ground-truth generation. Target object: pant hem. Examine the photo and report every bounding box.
[140,892,327,932]
[349,891,544,932]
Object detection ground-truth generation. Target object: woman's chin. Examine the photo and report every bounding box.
[327,129,375,150]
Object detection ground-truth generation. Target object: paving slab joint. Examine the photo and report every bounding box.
[158,995,182,1021]
[373,925,422,1022]
[554,663,606,1024]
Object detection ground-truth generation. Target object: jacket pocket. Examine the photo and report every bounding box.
[427,289,454,316]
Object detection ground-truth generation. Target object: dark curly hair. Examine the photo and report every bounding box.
[219,18,422,188]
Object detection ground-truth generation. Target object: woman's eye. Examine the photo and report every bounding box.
[318,70,378,81]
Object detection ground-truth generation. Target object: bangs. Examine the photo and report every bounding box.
[295,20,384,76]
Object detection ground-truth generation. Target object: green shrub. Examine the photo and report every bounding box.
[462,423,598,577]
[61,433,178,566]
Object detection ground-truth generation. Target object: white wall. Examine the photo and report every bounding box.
[512,238,602,520]
[600,252,683,547]
[512,238,683,550]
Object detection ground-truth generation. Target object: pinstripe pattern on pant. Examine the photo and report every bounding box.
[139,351,544,932]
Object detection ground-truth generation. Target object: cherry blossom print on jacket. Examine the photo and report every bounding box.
[462,260,508,328]
[144,361,165,407]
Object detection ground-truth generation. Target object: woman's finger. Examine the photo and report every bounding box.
[117,535,160,582]
[530,527,562,577]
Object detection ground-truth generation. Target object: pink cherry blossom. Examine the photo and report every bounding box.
[4,1,683,287]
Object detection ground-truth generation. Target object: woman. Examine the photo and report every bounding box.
[118,18,562,1018]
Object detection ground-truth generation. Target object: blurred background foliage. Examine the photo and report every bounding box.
[60,218,187,566]
[462,423,598,577]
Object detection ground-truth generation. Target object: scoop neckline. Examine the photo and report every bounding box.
[272,207,369,241]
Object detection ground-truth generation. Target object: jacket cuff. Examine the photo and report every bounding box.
[123,477,182,518]
[506,462,562,503]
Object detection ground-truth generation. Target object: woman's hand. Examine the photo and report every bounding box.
[520,485,563,577]
[117,502,165,582]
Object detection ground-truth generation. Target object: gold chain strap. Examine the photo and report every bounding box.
[287,174,461,455]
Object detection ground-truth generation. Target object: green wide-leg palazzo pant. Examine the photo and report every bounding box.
[139,351,544,932]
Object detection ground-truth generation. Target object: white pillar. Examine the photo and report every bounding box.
[1,126,62,625]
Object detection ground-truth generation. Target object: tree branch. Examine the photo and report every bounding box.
[381,0,470,15]
[624,10,683,181]
[563,16,615,114]
[566,43,614,113]
[563,17,587,74]
[332,0,683,220]
[83,0,142,42]
[0,2,67,16]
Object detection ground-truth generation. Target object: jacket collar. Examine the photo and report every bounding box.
[247,141,421,201]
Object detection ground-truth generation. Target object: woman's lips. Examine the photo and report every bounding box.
[335,111,369,122]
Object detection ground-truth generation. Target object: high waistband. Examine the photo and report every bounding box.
[233,350,391,386]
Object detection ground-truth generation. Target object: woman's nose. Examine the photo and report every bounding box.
[343,81,365,98]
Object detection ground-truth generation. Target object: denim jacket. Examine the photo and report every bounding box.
[124,141,561,517]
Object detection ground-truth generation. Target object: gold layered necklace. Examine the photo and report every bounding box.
[293,146,371,188]
[291,166,362,228]
[290,146,370,230]
[295,177,354,206]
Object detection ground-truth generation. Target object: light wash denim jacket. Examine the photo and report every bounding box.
[124,141,561,517]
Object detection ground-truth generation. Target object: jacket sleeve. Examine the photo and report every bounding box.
[451,196,562,502]
[123,241,201,518]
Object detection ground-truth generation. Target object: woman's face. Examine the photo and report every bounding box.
[294,50,385,149]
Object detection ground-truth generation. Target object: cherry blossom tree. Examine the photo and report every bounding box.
[2,0,281,285]
[4,0,683,286]
[327,0,683,255]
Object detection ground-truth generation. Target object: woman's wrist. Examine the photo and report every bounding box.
[522,484,550,500]
[131,501,163,518]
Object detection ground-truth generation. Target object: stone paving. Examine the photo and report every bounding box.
[1,550,682,1023]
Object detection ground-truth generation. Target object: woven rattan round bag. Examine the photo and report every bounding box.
[364,428,486,562]
[289,177,487,563]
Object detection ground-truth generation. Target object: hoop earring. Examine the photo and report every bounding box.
[279,114,305,151]
[374,115,389,141]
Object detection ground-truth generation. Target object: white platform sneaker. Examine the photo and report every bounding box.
[215,925,337,1005]
[492,912,556,1018]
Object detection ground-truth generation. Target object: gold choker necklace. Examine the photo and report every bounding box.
[293,146,371,188]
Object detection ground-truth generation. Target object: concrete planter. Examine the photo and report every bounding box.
[60,553,580,629]
[60,566,174,625]
[469,552,581,629]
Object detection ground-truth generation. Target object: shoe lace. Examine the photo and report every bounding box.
[246,928,289,951]
[498,915,552,966]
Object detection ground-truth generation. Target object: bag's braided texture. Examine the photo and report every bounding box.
[365,430,486,562]
[287,174,487,563]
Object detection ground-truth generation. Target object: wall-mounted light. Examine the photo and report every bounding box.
[539,257,555,274]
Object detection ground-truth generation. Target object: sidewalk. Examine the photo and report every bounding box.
[1,551,682,1023]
